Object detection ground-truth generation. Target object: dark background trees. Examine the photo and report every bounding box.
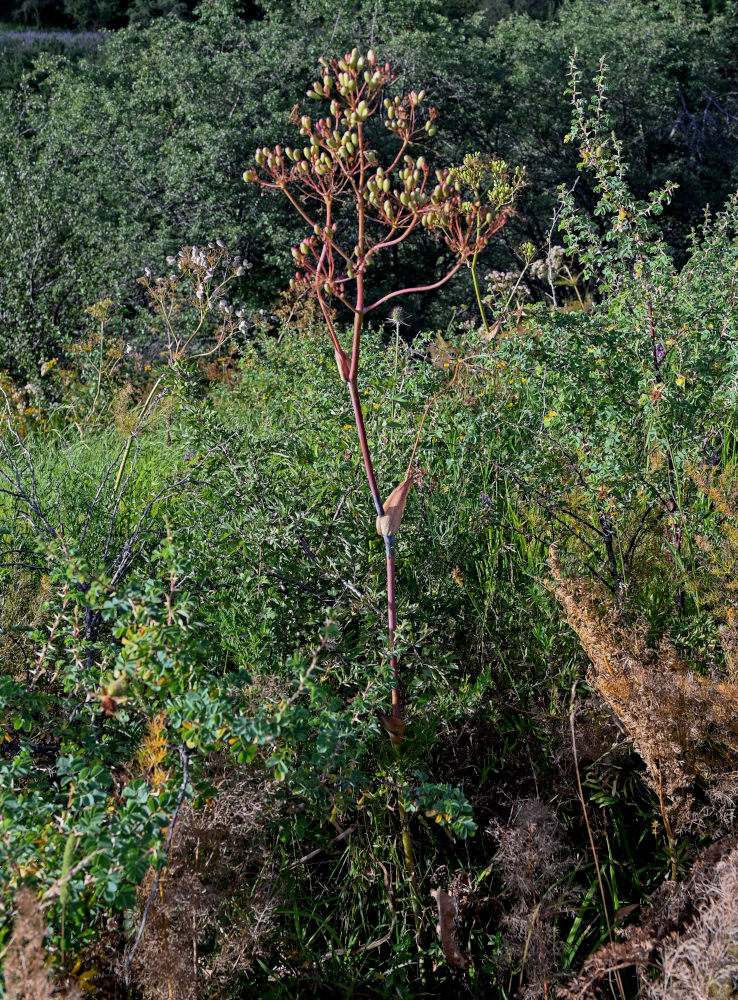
[1,0,736,380]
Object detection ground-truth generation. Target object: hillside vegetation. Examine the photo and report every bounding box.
[2,2,738,998]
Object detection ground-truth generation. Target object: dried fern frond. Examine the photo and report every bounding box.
[136,711,170,792]
[547,546,738,832]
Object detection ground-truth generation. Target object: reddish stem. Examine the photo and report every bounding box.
[348,373,401,720]
[386,550,400,719]
[348,379,382,514]
[363,259,465,314]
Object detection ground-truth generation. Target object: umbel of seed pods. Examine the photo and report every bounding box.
[244,48,519,738]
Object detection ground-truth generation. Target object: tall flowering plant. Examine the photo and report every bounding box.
[244,47,522,733]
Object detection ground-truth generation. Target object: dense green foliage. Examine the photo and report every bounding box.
[1,0,737,381]
[2,13,738,1000]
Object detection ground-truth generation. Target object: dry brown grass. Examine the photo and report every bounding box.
[490,799,576,999]
[560,836,738,999]
[3,889,80,1000]
[127,759,282,1000]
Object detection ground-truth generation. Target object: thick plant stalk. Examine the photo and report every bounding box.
[386,541,400,717]
[346,361,401,718]
[470,247,490,335]
[245,47,520,949]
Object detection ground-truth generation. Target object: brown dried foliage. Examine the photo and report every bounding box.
[690,462,738,681]
[3,889,80,1000]
[649,839,738,999]
[561,836,738,999]
[547,546,738,833]
[127,762,281,1000]
[490,799,577,999]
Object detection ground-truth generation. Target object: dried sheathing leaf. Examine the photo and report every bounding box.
[376,711,405,745]
[376,476,412,538]
[430,887,469,971]
[333,346,349,382]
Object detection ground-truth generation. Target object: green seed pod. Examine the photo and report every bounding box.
[384,199,393,216]
[346,141,355,155]
[382,178,390,193]
[400,191,410,206]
